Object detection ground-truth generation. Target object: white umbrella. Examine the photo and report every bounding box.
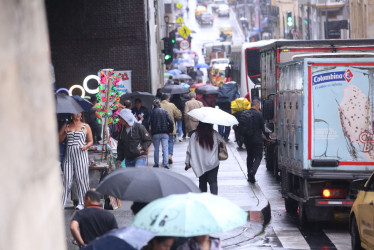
[188,107,238,126]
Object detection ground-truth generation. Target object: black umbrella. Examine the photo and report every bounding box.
[120,91,155,109]
[73,95,94,112]
[161,84,190,95]
[174,74,192,80]
[82,226,154,250]
[56,93,84,114]
[195,85,219,95]
[96,168,200,202]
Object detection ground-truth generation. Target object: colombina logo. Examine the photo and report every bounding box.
[312,69,353,85]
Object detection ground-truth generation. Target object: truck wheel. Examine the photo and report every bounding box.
[351,216,363,250]
[285,198,298,214]
[298,202,307,227]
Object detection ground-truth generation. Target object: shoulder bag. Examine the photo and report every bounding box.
[218,140,228,161]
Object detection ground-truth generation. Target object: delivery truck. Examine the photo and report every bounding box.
[257,39,374,177]
[262,56,374,225]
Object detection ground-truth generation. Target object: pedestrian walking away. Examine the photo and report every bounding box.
[160,94,182,164]
[116,108,152,168]
[184,92,203,137]
[185,122,224,195]
[59,112,93,210]
[170,93,184,142]
[70,190,118,248]
[150,99,174,168]
[237,99,269,183]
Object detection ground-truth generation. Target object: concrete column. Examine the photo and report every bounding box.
[0,0,66,249]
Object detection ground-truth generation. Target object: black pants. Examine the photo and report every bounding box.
[243,141,263,177]
[199,166,219,195]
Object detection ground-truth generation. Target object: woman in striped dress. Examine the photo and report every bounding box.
[59,112,93,210]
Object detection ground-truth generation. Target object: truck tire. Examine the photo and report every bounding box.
[351,216,363,250]
[298,201,307,227]
[285,198,298,214]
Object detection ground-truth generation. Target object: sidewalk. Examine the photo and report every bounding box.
[64,134,271,249]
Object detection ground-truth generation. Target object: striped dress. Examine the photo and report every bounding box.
[62,123,89,207]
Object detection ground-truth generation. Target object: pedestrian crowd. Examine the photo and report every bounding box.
[58,76,268,249]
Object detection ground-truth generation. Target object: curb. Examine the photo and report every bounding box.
[227,141,271,226]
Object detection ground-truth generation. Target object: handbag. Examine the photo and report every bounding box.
[218,140,228,161]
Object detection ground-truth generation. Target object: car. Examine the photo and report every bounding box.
[198,12,214,25]
[217,4,229,17]
[209,58,230,67]
[350,173,374,250]
[212,0,228,12]
[219,24,232,37]
[195,5,207,20]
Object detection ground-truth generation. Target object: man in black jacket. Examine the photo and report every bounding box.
[241,99,269,183]
[150,99,174,168]
[116,108,152,168]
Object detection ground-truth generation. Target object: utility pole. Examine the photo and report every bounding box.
[307,2,310,40]
[325,0,329,39]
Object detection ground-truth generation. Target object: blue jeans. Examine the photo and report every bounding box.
[168,135,174,156]
[125,157,146,167]
[153,134,169,166]
[177,120,183,138]
[218,125,231,140]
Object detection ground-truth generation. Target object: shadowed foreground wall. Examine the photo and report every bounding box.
[0,0,65,249]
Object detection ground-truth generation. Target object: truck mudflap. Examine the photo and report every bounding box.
[315,199,355,207]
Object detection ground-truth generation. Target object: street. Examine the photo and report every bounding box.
[181,1,352,249]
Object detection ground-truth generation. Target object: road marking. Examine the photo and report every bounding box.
[323,230,351,250]
[273,225,310,249]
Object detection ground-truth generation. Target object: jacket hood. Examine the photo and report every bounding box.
[119,109,135,126]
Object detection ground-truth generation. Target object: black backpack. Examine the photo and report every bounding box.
[237,110,256,137]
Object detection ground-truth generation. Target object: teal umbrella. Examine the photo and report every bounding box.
[132,193,248,237]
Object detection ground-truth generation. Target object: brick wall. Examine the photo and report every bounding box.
[45,0,150,93]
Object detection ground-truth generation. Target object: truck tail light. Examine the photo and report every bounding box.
[322,188,346,199]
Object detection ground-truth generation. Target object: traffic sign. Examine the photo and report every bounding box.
[178,25,191,39]
[179,39,190,50]
[176,16,184,24]
[176,2,182,8]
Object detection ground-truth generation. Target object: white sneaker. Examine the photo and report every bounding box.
[76,204,84,210]
[178,137,183,142]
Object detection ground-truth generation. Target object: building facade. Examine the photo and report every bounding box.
[46,0,153,94]
[349,0,374,39]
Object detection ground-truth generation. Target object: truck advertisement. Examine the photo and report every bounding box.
[311,64,374,164]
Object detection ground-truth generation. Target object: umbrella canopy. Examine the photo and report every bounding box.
[82,226,155,250]
[174,74,192,80]
[178,65,187,73]
[132,193,248,237]
[171,58,190,65]
[195,63,209,69]
[97,168,200,202]
[195,85,219,95]
[167,69,182,76]
[56,93,84,114]
[188,107,238,126]
[164,73,173,78]
[73,95,94,112]
[120,91,155,109]
[161,84,190,95]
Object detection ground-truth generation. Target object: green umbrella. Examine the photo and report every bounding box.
[164,73,173,78]
[132,193,248,237]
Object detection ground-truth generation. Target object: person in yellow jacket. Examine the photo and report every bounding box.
[160,94,182,164]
